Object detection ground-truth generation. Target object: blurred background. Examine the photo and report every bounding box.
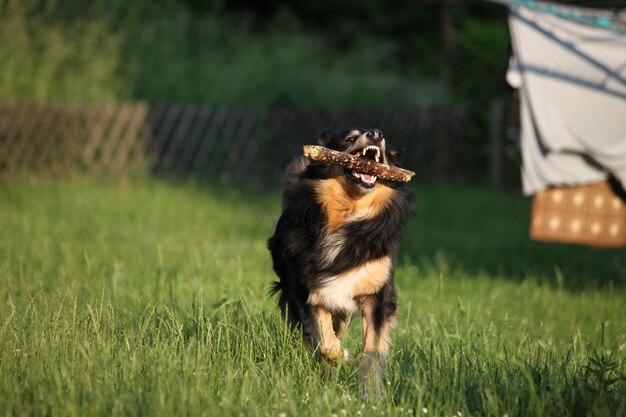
[1,0,625,273]
[0,0,520,186]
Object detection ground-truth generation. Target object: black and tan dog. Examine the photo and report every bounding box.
[268,128,413,394]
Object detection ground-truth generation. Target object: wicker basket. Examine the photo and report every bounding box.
[530,181,626,247]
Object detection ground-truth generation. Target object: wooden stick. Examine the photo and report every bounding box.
[303,145,415,183]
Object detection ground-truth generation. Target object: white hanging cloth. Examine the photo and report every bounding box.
[506,5,626,195]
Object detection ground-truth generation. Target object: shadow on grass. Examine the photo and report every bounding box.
[391,334,626,417]
[401,184,625,291]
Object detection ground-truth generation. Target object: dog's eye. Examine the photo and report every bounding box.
[345,136,358,143]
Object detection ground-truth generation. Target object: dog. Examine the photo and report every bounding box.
[268,128,413,395]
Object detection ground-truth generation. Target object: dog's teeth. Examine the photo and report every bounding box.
[362,146,380,161]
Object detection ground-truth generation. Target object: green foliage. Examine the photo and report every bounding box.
[0,1,512,108]
[451,11,511,102]
[0,1,130,104]
[124,13,417,108]
[0,178,624,416]
[0,0,426,108]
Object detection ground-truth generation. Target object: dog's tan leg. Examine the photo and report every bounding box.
[333,313,351,362]
[360,297,382,397]
[310,306,344,364]
[332,313,350,339]
[376,314,396,357]
[359,296,396,399]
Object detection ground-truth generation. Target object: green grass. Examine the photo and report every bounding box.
[0,177,624,417]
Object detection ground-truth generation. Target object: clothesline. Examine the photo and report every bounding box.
[487,0,626,33]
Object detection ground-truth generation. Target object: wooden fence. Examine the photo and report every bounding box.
[0,102,470,186]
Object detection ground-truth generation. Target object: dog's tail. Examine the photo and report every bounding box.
[268,280,282,296]
[267,235,287,298]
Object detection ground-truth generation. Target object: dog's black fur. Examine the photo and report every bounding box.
[268,128,413,394]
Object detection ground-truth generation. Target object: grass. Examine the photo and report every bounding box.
[0,177,624,417]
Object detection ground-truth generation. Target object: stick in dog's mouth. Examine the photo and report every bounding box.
[302,145,415,183]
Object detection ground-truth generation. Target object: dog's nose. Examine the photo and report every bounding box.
[366,129,383,143]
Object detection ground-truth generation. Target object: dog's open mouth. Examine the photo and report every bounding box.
[346,145,381,188]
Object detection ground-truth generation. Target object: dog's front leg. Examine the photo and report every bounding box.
[310,305,345,365]
[359,295,396,399]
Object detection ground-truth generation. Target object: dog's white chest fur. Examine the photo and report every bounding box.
[308,257,392,312]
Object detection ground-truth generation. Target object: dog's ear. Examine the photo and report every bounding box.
[387,146,405,166]
[314,128,338,146]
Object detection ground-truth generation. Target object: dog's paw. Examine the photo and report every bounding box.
[319,344,350,366]
[359,378,383,402]
[342,347,351,363]
[359,353,385,401]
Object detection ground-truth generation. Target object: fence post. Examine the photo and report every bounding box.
[489,98,504,187]
[435,108,450,181]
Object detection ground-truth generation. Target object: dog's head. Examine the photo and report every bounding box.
[314,128,404,192]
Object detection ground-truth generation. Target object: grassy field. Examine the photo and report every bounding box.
[0,177,624,417]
